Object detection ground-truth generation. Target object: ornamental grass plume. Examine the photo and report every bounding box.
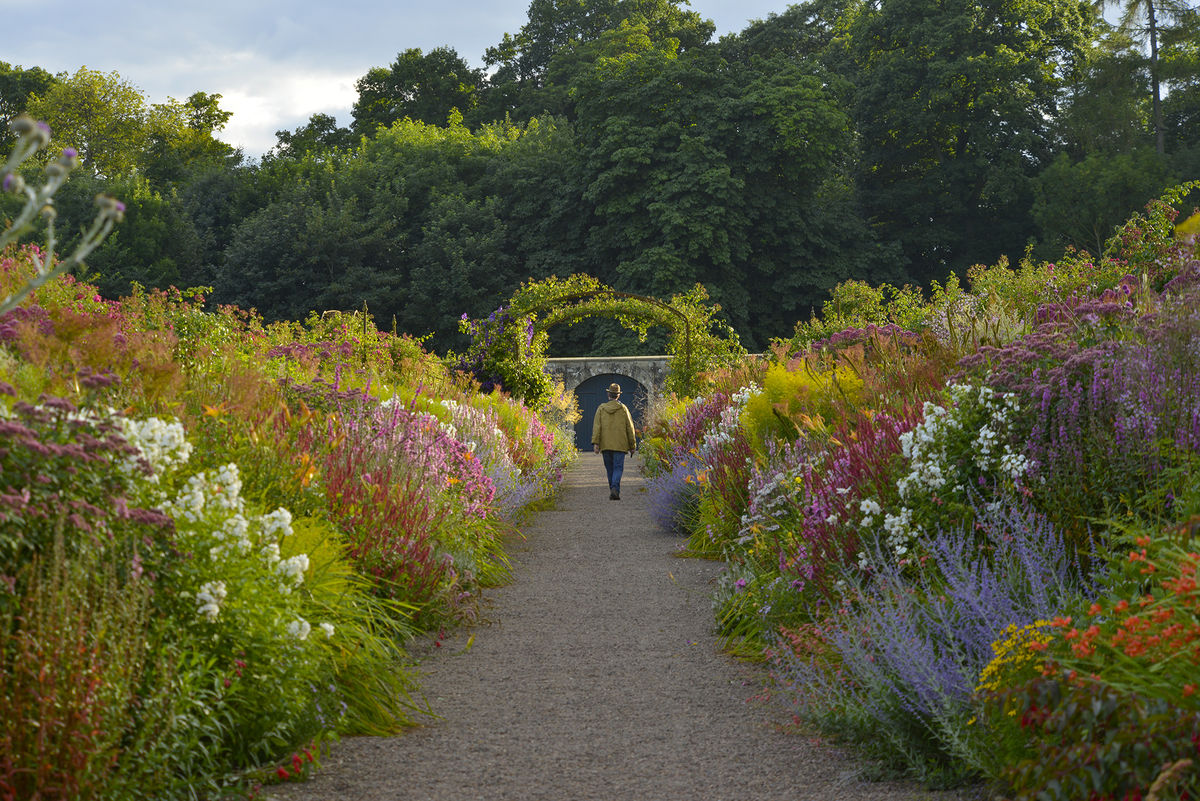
[789,407,923,595]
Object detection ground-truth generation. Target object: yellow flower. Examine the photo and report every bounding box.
[975,620,1054,696]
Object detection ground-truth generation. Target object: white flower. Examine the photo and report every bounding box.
[260,507,294,539]
[209,464,244,511]
[116,415,193,481]
[287,618,311,640]
[859,498,882,516]
[277,554,310,586]
[260,543,281,564]
[195,580,226,621]
[223,514,250,549]
[319,622,335,638]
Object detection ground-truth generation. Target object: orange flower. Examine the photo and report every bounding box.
[1123,640,1147,658]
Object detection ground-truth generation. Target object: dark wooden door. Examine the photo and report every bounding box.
[574,373,647,450]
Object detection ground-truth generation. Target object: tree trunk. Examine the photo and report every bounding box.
[1148,0,1165,155]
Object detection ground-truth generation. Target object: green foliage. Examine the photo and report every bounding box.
[269,113,356,161]
[482,0,714,115]
[53,174,205,298]
[845,0,1096,279]
[1032,148,1174,257]
[787,279,929,352]
[739,360,862,454]
[23,69,235,182]
[454,273,746,405]
[352,47,484,134]
[996,678,1200,801]
[0,62,56,151]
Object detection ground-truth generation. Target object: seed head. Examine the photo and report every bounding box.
[94,193,126,222]
[32,121,51,148]
[2,172,24,194]
[57,148,79,170]
[8,114,35,135]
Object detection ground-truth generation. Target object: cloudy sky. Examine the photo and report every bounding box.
[4,0,794,159]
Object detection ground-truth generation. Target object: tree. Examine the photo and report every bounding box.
[1160,5,1200,160]
[53,175,206,298]
[0,63,57,151]
[718,0,858,65]
[269,113,356,160]
[569,24,874,347]
[141,92,240,186]
[25,67,146,177]
[407,192,517,345]
[1031,149,1172,256]
[24,68,237,184]
[481,0,715,121]
[1096,0,1194,155]
[844,0,1096,282]
[1053,31,1152,157]
[351,47,484,136]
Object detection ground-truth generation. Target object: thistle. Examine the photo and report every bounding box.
[0,114,123,316]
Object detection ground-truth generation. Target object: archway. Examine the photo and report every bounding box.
[572,373,649,450]
[451,275,745,407]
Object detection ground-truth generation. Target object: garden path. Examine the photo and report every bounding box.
[266,456,960,801]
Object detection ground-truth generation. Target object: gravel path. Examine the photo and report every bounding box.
[267,456,961,801]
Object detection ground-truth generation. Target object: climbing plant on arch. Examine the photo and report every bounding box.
[450,274,746,407]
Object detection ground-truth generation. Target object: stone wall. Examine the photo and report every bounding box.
[544,355,671,406]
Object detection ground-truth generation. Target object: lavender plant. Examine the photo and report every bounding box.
[645,449,706,534]
[1,115,123,315]
[774,495,1099,786]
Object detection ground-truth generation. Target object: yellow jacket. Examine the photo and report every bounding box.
[592,400,636,452]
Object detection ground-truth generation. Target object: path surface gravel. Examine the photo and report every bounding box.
[267,455,964,801]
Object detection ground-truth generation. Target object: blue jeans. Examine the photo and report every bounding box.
[601,450,626,492]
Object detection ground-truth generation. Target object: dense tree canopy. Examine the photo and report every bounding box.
[352,47,485,134]
[0,62,56,151]
[3,0,1198,357]
[843,0,1096,281]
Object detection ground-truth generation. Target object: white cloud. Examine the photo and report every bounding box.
[215,66,362,156]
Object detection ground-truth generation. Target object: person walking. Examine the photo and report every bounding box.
[592,382,637,500]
